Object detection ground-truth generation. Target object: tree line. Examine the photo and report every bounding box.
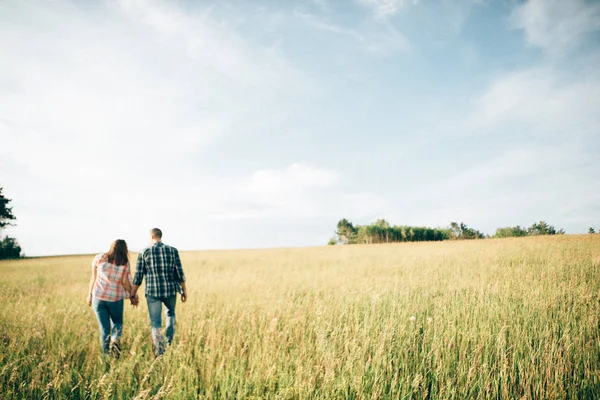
[329,218,569,245]
[0,187,22,259]
[494,221,565,238]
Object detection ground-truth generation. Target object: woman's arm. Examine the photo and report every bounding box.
[87,264,97,306]
[122,267,133,296]
[122,263,138,306]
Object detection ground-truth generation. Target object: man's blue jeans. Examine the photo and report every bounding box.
[146,295,177,355]
[92,297,124,354]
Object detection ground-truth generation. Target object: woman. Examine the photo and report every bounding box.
[87,239,137,357]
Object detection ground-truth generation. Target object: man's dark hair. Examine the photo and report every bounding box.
[151,228,162,239]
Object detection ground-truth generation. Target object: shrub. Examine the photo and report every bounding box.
[0,236,22,260]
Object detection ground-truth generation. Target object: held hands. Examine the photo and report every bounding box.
[130,294,140,307]
[88,293,139,307]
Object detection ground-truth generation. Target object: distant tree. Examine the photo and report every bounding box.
[0,237,22,260]
[375,219,390,228]
[336,219,357,244]
[495,225,528,238]
[528,221,559,236]
[355,225,369,244]
[449,222,461,240]
[327,237,337,246]
[0,187,22,259]
[448,222,484,240]
[375,219,390,242]
[462,223,485,239]
[0,187,16,229]
[334,219,468,245]
[437,228,452,241]
[589,227,596,234]
[400,226,407,242]
[407,227,415,242]
[331,218,569,245]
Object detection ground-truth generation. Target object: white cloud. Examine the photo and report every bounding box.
[469,68,600,137]
[294,11,365,42]
[0,0,393,255]
[413,62,600,234]
[512,0,600,55]
[0,0,316,255]
[389,143,599,235]
[294,10,409,54]
[358,0,406,18]
[362,23,410,54]
[212,163,386,221]
[246,163,339,190]
[0,0,308,179]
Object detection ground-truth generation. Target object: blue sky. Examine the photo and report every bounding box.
[1,0,599,256]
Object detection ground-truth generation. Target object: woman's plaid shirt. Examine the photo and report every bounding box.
[133,242,186,298]
[92,254,131,302]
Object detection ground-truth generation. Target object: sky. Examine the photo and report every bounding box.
[1,0,599,256]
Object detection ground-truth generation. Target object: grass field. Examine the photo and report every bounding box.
[1,235,599,399]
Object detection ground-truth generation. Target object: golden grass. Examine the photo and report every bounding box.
[1,235,599,399]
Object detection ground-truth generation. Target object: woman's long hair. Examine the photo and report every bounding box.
[106,239,129,266]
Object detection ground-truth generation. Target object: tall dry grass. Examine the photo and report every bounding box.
[1,235,599,399]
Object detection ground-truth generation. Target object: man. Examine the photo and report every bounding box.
[131,228,188,356]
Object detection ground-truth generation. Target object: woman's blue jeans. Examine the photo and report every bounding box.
[92,297,124,354]
[146,295,177,355]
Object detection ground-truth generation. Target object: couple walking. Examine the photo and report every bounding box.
[87,228,188,357]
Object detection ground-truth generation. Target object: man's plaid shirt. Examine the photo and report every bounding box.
[133,242,186,298]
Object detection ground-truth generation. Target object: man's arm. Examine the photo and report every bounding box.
[174,249,187,302]
[180,282,188,302]
[130,252,146,299]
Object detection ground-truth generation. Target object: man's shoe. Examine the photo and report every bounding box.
[110,340,121,359]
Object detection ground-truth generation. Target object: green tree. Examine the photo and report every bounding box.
[448,222,485,240]
[462,223,485,239]
[0,237,22,260]
[0,187,22,259]
[400,227,407,242]
[0,187,17,229]
[336,219,357,244]
[495,225,528,238]
[355,225,368,244]
[375,219,390,242]
[589,227,596,234]
[528,221,557,236]
[333,219,474,245]
[449,222,461,240]
[374,219,390,229]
